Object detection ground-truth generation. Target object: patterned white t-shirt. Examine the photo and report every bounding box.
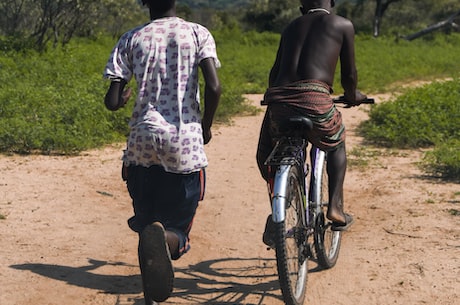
[104,17,220,174]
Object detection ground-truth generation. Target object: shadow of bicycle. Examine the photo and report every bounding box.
[165,257,283,304]
[10,256,284,304]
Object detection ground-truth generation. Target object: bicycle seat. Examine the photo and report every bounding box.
[278,116,314,135]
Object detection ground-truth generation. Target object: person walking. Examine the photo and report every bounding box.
[103,0,221,303]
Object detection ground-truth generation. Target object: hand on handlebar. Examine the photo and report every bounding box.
[341,90,368,107]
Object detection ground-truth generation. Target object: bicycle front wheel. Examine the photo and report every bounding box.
[312,150,342,269]
[273,165,308,305]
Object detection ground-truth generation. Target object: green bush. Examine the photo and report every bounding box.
[422,139,460,180]
[0,37,131,154]
[359,79,460,179]
[359,80,460,148]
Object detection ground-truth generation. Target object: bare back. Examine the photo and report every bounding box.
[269,11,357,96]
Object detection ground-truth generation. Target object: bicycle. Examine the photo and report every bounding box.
[262,96,375,305]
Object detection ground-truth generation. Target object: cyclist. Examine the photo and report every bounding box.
[103,0,221,302]
[257,0,367,245]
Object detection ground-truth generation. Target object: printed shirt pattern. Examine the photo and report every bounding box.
[104,17,220,173]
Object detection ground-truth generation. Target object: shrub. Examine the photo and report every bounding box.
[359,79,460,179]
[359,80,460,148]
[422,139,460,180]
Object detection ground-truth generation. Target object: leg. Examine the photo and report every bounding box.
[138,222,174,303]
[127,166,202,303]
[256,109,274,181]
[165,230,180,258]
[326,144,348,224]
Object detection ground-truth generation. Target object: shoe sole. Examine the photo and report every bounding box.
[139,223,174,302]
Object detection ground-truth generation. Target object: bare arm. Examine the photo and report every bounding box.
[199,58,221,144]
[268,37,283,87]
[339,21,359,101]
[104,78,132,111]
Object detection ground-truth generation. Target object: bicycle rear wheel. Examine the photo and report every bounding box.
[312,150,342,269]
[273,165,308,305]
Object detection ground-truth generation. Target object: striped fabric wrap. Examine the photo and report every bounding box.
[263,80,345,150]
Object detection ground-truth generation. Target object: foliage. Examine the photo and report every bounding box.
[358,80,460,180]
[0,0,147,51]
[178,0,251,10]
[338,0,460,36]
[1,0,459,48]
[0,29,274,154]
[213,28,279,94]
[422,139,460,180]
[0,37,131,154]
[242,0,300,33]
[348,33,460,93]
[359,80,460,148]
[0,30,459,178]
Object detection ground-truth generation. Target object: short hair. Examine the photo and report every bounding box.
[300,0,335,8]
[142,0,176,12]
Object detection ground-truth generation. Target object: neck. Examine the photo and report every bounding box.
[150,8,176,20]
[307,8,330,14]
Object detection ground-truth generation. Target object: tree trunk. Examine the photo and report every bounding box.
[373,0,401,37]
[403,10,460,41]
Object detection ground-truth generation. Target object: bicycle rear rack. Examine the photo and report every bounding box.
[264,137,307,166]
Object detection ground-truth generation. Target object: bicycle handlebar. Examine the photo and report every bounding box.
[333,96,375,107]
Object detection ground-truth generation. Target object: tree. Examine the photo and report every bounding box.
[32,0,100,50]
[244,0,300,32]
[337,0,460,37]
[0,0,146,51]
[0,0,27,35]
[372,0,401,37]
[339,0,402,37]
[403,9,460,40]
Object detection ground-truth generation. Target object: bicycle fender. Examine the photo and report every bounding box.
[271,165,291,223]
[312,149,326,213]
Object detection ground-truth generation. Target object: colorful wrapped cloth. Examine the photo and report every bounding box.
[256,80,345,180]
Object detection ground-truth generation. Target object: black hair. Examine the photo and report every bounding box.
[300,0,335,8]
[142,0,176,12]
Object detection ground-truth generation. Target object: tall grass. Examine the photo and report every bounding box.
[0,37,129,154]
[335,34,460,93]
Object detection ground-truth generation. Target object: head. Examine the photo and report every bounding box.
[139,0,176,13]
[300,0,335,10]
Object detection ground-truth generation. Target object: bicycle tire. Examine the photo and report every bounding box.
[312,150,342,269]
[273,165,308,305]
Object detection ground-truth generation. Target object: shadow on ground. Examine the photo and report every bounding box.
[11,256,326,304]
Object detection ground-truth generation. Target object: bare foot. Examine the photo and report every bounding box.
[331,213,354,231]
[327,209,347,224]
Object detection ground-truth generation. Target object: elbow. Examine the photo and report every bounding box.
[207,82,222,99]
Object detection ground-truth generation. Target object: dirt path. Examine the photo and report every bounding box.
[0,95,458,305]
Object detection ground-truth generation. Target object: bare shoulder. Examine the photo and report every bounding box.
[327,14,355,36]
[330,14,354,27]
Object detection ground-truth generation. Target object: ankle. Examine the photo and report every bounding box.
[165,231,180,257]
